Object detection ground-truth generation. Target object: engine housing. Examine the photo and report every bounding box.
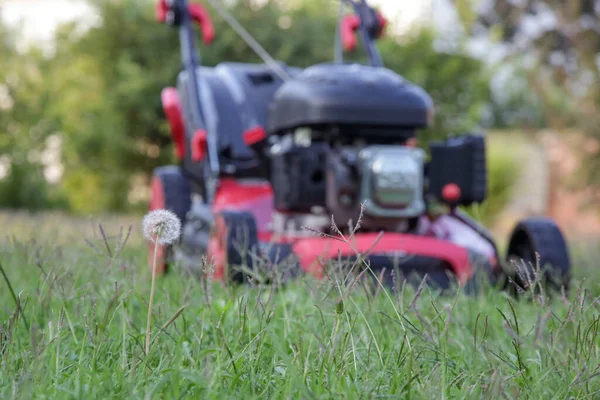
[326,145,426,231]
[360,146,426,217]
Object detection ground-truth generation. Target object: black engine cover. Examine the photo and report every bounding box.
[428,134,487,206]
[267,63,434,135]
[270,142,329,212]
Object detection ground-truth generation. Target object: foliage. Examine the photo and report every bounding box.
[0,161,53,211]
[463,135,519,225]
[379,29,491,142]
[0,0,492,212]
[0,212,598,398]
[454,0,600,185]
[485,65,548,129]
[0,24,65,210]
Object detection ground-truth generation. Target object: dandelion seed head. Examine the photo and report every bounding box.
[142,209,181,244]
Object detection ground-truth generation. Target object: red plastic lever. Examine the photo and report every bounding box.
[188,3,215,45]
[341,15,361,52]
[191,129,208,162]
[161,87,186,160]
[155,0,168,23]
[155,0,215,45]
[340,12,387,52]
[375,12,387,38]
[243,126,266,146]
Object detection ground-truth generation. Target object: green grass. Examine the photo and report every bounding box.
[1,212,600,399]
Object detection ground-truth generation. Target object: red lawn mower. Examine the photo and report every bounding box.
[149,0,571,293]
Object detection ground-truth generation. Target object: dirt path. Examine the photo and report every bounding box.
[490,132,549,239]
[491,130,600,241]
[542,131,600,239]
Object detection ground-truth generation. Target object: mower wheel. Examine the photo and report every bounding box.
[148,165,191,274]
[210,210,259,283]
[506,217,571,293]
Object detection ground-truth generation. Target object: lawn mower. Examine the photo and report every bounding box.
[149,0,572,293]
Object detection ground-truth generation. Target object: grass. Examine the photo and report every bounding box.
[1,211,600,399]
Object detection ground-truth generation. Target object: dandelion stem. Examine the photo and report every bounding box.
[145,238,160,356]
[141,210,181,359]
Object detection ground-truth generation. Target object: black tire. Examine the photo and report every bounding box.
[152,165,192,225]
[218,210,259,284]
[262,242,302,284]
[506,217,571,293]
[149,165,192,273]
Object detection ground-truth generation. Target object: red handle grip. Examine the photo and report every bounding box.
[161,87,186,160]
[340,12,387,52]
[155,0,215,46]
[188,3,215,45]
[156,0,169,22]
[376,13,388,37]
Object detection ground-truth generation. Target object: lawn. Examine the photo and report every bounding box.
[1,211,599,399]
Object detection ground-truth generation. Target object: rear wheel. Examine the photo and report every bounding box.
[506,217,571,294]
[148,166,191,274]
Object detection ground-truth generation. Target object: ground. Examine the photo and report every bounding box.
[0,209,599,399]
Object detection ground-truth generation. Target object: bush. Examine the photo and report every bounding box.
[0,160,67,211]
[462,134,519,225]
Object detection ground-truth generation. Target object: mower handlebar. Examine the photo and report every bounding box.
[155,0,215,45]
[339,0,387,54]
[341,11,387,52]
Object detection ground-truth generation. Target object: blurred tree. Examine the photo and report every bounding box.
[378,29,491,142]
[452,0,600,183]
[0,20,65,210]
[484,64,547,130]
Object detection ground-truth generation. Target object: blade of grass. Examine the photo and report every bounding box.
[0,260,29,331]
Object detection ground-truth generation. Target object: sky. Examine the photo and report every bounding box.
[1,0,435,47]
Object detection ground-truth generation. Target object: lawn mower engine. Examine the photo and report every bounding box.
[326,145,426,233]
[265,63,430,235]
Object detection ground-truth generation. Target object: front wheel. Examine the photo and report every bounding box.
[506,217,571,294]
